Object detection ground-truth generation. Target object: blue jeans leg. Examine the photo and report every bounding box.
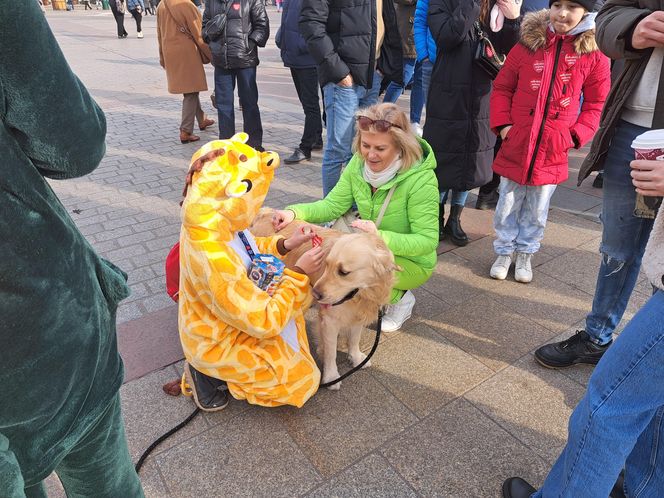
[358,71,383,108]
[534,290,664,498]
[514,183,556,254]
[440,190,469,206]
[493,178,526,255]
[420,59,433,106]
[383,58,416,104]
[235,66,263,149]
[409,60,425,124]
[214,66,236,141]
[585,120,655,345]
[321,83,360,195]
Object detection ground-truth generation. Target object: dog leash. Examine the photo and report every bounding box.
[135,310,384,474]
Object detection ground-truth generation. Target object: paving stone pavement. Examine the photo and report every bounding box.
[42,9,650,497]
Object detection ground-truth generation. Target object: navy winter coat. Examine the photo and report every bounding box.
[276,0,316,68]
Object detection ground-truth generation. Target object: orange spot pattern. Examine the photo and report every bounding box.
[178,135,320,408]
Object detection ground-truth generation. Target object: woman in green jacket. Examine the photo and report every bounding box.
[273,103,439,331]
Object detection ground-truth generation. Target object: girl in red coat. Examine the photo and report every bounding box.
[489,1,610,283]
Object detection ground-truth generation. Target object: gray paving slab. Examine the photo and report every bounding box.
[155,409,322,497]
[381,399,550,497]
[305,453,418,498]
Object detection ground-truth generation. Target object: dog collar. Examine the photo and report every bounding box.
[332,288,359,306]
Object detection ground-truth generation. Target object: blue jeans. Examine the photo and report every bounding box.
[586,120,654,345]
[534,290,664,498]
[420,58,433,105]
[493,178,557,255]
[440,190,469,207]
[214,66,263,149]
[382,58,425,125]
[321,72,382,195]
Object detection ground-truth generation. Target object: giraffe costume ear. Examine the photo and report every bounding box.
[259,151,280,173]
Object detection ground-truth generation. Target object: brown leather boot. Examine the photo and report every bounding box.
[180,130,200,144]
[199,117,215,131]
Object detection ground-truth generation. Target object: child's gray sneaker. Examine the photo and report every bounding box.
[490,254,512,280]
[514,253,533,283]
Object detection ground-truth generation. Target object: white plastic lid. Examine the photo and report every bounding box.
[631,129,664,150]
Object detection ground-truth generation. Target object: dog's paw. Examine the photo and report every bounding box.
[349,353,371,369]
[322,371,341,390]
[326,382,341,391]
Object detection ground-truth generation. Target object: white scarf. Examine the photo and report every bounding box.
[363,157,402,188]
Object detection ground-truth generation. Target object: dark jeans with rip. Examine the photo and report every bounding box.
[585,119,655,345]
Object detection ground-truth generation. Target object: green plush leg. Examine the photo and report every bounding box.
[24,482,47,498]
[389,256,433,304]
[54,394,144,498]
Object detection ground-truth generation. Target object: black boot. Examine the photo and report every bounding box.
[443,205,469,246]
[184,362,229,412]
[438,203,445,241]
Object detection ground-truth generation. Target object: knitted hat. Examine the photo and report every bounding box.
[549,0,596,11]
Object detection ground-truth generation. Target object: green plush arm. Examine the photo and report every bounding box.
[0,0,106,180]
[287,164,355,223]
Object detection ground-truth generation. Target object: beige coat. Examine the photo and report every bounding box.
[157,0,212,94]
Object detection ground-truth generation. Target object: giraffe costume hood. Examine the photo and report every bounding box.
[179,134,320,408]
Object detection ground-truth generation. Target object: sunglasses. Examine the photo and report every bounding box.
[356,116,401,133]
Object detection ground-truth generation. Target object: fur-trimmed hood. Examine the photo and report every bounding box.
[520,10,599,55]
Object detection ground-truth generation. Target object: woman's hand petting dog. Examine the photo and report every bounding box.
[294,246,324,277]
[284,225,315,251]
[350,219,378,234]
[272,209,296,231]
[631,159,664,196]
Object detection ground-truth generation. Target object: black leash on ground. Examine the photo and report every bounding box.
[135,310,384,474]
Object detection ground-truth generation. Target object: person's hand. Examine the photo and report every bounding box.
[631,160,664,196]
[284,225,316,251]
[500,125,512,140]
[350,219,378,234]
[338,74,353,88]
[631,11,664,50]
[496,0,521,20]
[272,209,296,231]
[295,246,324,276]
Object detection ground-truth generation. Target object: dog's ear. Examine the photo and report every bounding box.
[372,247,398,276]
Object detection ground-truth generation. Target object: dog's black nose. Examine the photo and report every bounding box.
[312,288,323,301]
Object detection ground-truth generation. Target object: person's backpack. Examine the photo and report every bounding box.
[165,242,180,302]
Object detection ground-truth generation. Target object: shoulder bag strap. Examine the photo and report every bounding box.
[375,184,397,229]
[162,0,194,40]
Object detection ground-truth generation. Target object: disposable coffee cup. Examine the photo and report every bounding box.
[631,129,664,219]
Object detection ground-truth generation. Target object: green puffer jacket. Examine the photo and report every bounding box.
[288,138,439,272]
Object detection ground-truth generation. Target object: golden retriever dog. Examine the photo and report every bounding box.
[250,209,397,390]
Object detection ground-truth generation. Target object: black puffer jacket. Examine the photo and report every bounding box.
[299,0,403,88]
[203,0,269,70]
[423,0,519,192]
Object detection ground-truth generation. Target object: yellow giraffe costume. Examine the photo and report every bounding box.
[179,134,320,408]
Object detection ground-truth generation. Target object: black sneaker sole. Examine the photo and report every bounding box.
[184,363,230,412]
[534,351,603,369]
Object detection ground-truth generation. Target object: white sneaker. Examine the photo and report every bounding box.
[137,31,144,39]
[381,291,416,332]
[412,123,423,137]
[514,253,533,283]
[490,254,512,280]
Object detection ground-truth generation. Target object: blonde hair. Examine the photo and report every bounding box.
[352,103,423,172]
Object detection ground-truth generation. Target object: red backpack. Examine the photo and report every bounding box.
[165,242,180,302]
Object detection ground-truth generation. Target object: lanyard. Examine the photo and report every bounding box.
[237,231,255,259]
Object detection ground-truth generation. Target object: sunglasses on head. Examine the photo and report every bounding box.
[356,116,401,133]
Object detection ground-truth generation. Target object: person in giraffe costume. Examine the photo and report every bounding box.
[178,133,323,410]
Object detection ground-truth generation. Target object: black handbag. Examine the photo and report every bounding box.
[473,22,505,80]
[202,0,232,43]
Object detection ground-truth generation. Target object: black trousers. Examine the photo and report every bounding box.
[128,8,142,33]
[290,67,323,154]
[109,1,127,37]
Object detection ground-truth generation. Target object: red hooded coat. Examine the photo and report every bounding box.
[490,10,611,186]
